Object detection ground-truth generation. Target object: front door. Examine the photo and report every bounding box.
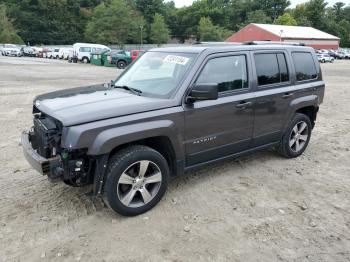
[184,53,255,166]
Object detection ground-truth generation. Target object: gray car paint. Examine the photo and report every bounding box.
[31,44,324,175]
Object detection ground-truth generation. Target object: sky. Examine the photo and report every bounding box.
[169,0,350,8]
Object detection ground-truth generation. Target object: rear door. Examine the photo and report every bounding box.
[251,50,293,146]
[184,52,255,166]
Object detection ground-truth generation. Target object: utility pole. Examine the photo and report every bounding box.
[140,24,144,50]
[279,30,283,42]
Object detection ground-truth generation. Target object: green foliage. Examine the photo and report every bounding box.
[305,0,327,29]
[275,13,297,26]
[246,10,272,24]
[0,4,24,44]
[150,13,169,45]
[198,17,232,41]
[252,0,291,20]
[84,0,145,45]
[338,19,350,47]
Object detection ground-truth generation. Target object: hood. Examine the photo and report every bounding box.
[34,84,172,126]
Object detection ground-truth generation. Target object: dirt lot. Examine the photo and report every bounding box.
[0,56,349,262]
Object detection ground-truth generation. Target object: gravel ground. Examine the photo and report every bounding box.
[0,56,349,262]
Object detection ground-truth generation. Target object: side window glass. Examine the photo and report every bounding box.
[196,55,248,93]
[255,53,280,85]
[292,52,318,81]
[255,53,290,86]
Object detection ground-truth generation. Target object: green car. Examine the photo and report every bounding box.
[107,50,132,69]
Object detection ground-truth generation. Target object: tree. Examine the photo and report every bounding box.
[246,10,272,24]
[85,0,144,45]
[338,19,350,47]
[333,2,346,21]
[291,4,312,26]
[275,13,297,25]
[305,0,327,29]
[252,0,291,20]
[0,4,23,44]
[150,13,170,45]
[198,17,232,41]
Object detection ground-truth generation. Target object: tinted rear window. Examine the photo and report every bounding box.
[292,52,317,81]
[255,53,289,86]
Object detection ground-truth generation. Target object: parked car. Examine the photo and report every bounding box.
[57,47,72,59]
[2,44,22,56]
[42,48,53,58]
[131,50,144,61]
[21,43,324,216]
[332,51,345,59]
[73,43,110,63]
[50,48,61,59]
[107,50,132,68]
[32,47,43,57]
[21,46,36,57]
[343,52,350,59]
[317,54,334,63]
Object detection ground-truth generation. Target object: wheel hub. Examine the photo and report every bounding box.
[133,178,144,188]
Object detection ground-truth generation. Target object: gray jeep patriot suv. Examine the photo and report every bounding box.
[22,43,324,216]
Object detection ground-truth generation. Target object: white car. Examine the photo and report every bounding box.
[73,43,110,63]
[317,54,334,63]
[2,44,22,56]
[58,47,73,59]
[49,48,60,59]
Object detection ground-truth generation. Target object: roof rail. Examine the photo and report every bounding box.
[193,41,241,45]
[244,41,305,46]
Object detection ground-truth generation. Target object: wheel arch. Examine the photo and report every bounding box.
[82,56,90,62]
[108,136,178,177]
[296,105,319,128]
[284,95,320,130]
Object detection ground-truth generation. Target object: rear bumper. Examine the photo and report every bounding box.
[21,131,60,176]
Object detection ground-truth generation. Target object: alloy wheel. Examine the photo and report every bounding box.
[117,160,162,208]
[289,121,309,153]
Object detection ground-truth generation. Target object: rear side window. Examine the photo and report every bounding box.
[292,52,317,81]
[196,55,248,93]
[255,53,289,86]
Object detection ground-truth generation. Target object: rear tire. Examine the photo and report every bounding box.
[117,60,127,69]
[103,145,169,216]
[278,113,312,158]
[82,57,89,63]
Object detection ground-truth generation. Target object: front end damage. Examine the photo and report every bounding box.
[21,110,97,187]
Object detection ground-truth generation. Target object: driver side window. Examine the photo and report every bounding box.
[196,55,248,93]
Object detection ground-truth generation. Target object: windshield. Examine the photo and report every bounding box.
[114,51,197,98]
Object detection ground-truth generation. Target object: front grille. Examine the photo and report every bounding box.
[32,117,60,158]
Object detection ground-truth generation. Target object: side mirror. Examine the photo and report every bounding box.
[187,83,218,103]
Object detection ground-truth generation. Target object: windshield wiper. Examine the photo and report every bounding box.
[115,85,142,96]
[111,81,142,96]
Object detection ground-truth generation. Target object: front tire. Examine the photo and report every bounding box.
[103,145,169,216]
[278,113,312,158]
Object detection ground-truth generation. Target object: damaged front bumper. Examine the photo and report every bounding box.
[21,131,61,177]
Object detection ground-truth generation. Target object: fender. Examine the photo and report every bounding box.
[283,94,319,131]
[87,120,182,156]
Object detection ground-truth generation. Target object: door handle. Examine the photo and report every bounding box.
[282,92,294,99]
[235,101,252,109]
